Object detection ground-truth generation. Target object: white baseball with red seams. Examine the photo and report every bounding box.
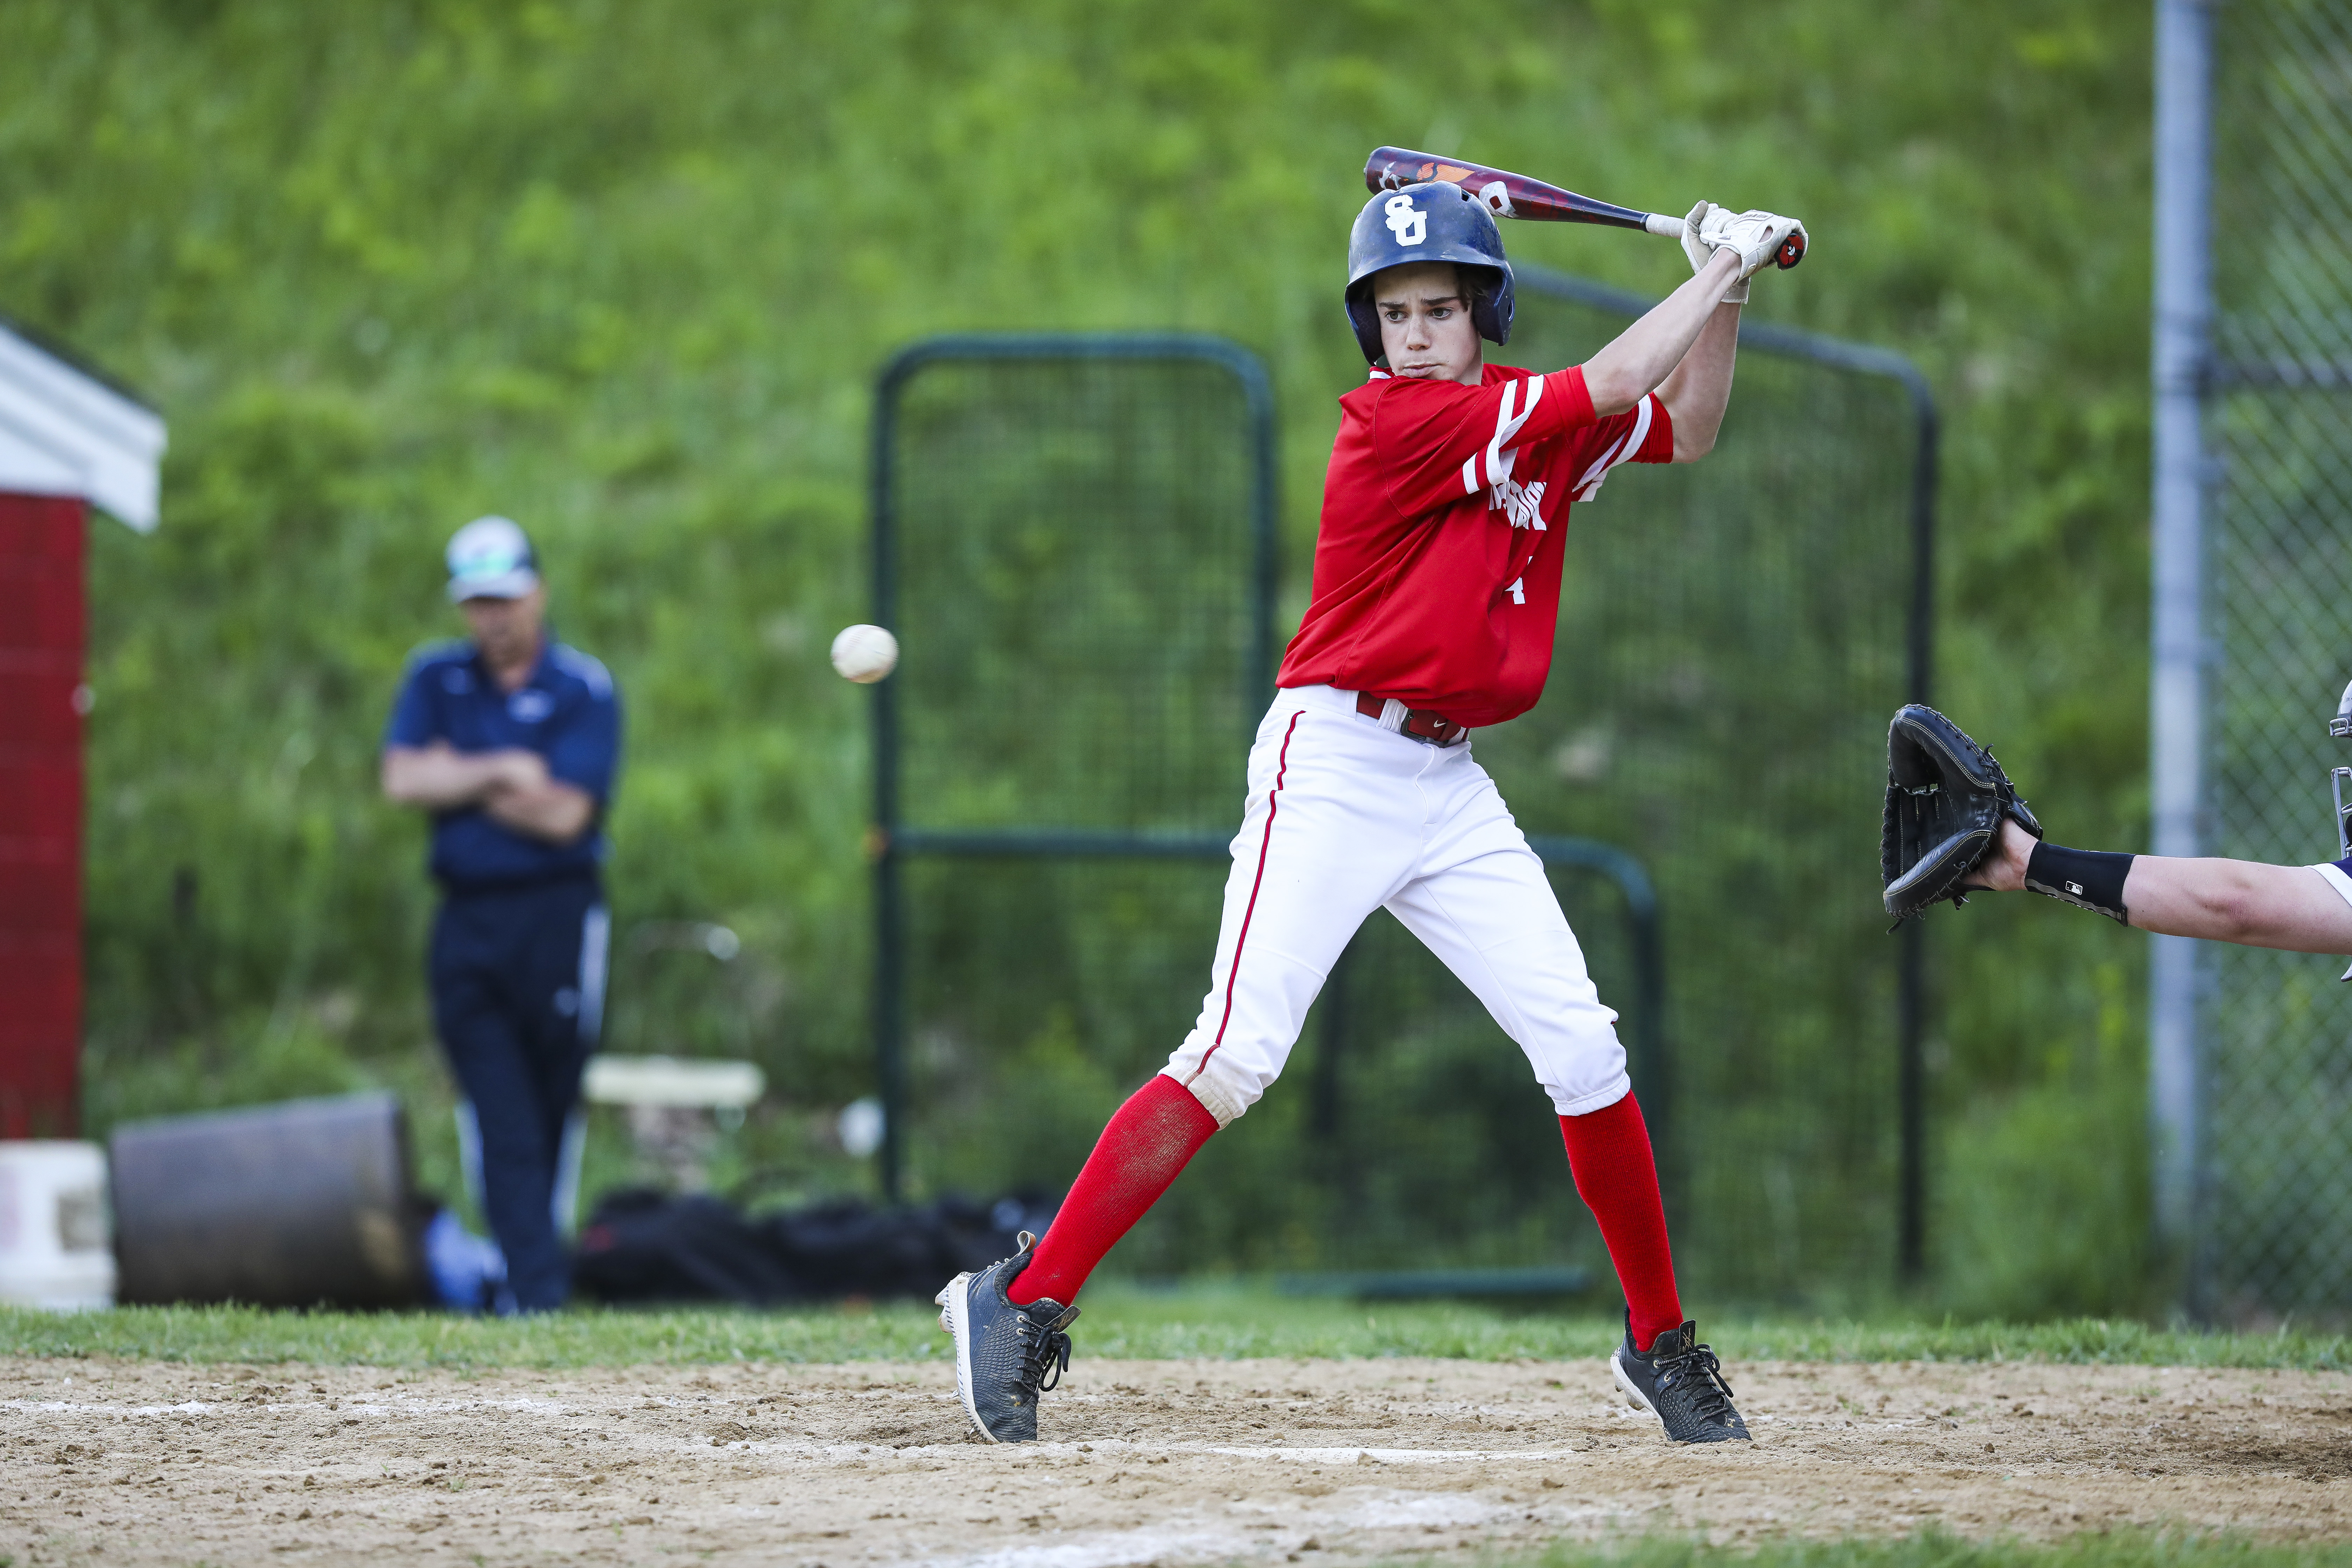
[830,623,899,683]
[1161,683,1628,1127]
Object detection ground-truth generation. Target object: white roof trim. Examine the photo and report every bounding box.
[0,323,167,531]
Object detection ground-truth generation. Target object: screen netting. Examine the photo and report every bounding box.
[874,302,1928,1294]
[2196,0,2352,1320]
[893,852,1650,1276]
[1476,273,1926,1297]
[871,339,1275,1223]
[879,343,1272,837]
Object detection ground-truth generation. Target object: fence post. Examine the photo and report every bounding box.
[871,351,912,1204]
[2149,0,2213,1283]
[1898,373,1938,1285]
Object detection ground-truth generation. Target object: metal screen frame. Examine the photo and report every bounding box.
[866,331,1671,1206]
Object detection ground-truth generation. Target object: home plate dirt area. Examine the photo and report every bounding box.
[5,1354,2352,1566]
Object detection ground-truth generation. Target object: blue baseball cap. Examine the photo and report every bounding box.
[445,515,540,601]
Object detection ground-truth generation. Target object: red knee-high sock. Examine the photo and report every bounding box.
[1008,1073,1219,1307]
[1558,1094,1684,1351]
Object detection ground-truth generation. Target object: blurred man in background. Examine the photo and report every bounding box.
[382,516,622,1312]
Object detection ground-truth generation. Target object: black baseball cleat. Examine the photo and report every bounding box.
[934,1231,1079,1444]
[1611,1313,1751,1443]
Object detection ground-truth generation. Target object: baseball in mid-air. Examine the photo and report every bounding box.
[829,623,899,684]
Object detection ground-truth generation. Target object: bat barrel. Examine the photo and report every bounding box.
[1364,146,1653,231]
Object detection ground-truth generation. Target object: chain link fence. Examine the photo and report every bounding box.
[868,299,1932,1294]
[2191,0,2352,1320]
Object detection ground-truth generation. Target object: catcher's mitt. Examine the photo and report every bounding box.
[1881,705,2043,919]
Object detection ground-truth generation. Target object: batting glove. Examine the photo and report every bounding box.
[1677,202,1752,304]
[1702,208,1807,282]
[1679,202,1717,274]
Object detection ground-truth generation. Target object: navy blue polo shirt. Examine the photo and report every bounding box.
[384,637,622,891]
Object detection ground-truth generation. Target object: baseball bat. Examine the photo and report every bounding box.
[1363,146,1806,271]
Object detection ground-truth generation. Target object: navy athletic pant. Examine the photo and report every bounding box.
[429,875,606,1311]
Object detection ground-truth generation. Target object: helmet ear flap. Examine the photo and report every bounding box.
[1463,264,1515,348]
[1344,280,1387,367]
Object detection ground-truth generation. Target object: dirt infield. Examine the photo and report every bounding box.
[4,1352,2351,1565]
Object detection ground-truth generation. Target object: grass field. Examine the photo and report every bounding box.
[6,1288,2351,1372]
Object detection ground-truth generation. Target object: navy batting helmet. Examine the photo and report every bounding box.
[1343,181,1515,366]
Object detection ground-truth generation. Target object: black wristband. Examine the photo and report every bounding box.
[2023,842,2133,924]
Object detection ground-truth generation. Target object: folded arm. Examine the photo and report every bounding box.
[381,741,597,845]
[483,779,597,843]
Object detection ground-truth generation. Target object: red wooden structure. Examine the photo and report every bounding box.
[0,319,164,1137]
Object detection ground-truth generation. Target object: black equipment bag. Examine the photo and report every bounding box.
[572,1188,1055,1306]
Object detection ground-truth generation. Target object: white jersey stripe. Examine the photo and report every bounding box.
[1573,394,1658,502]
[1623,396,1655,466]
[1574,434,1629,496]
[1483,377,1541,492]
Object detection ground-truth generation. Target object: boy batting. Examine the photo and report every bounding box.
[939,179,1805,1445]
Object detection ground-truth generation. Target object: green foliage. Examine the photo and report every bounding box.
[1937,960,2151,1319]
[0,0,2158,1316]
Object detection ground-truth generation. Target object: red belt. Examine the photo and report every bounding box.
[1356,691,1468,747]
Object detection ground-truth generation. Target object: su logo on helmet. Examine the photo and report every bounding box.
[1382,194,1427,246]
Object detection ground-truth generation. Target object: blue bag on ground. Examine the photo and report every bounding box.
[422,1206,509,1312]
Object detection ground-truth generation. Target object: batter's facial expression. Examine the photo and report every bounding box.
[1374,262,1483,385]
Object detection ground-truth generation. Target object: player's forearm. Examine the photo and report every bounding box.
[382,746,513,810]
[483,780,597,844]
[1972,817,2352,952]
[1657,303,1740,461]
[1583,251,1742,416]
[2121,857,2352,951]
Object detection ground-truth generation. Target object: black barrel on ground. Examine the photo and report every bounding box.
[110,1092,427,1308]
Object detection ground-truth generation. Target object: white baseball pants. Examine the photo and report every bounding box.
[1163,684,1631,1125]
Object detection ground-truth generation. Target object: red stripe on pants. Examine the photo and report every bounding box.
[1194,708,1304,1078]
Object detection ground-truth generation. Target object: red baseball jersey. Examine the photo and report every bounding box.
[1276,363,1673,730]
